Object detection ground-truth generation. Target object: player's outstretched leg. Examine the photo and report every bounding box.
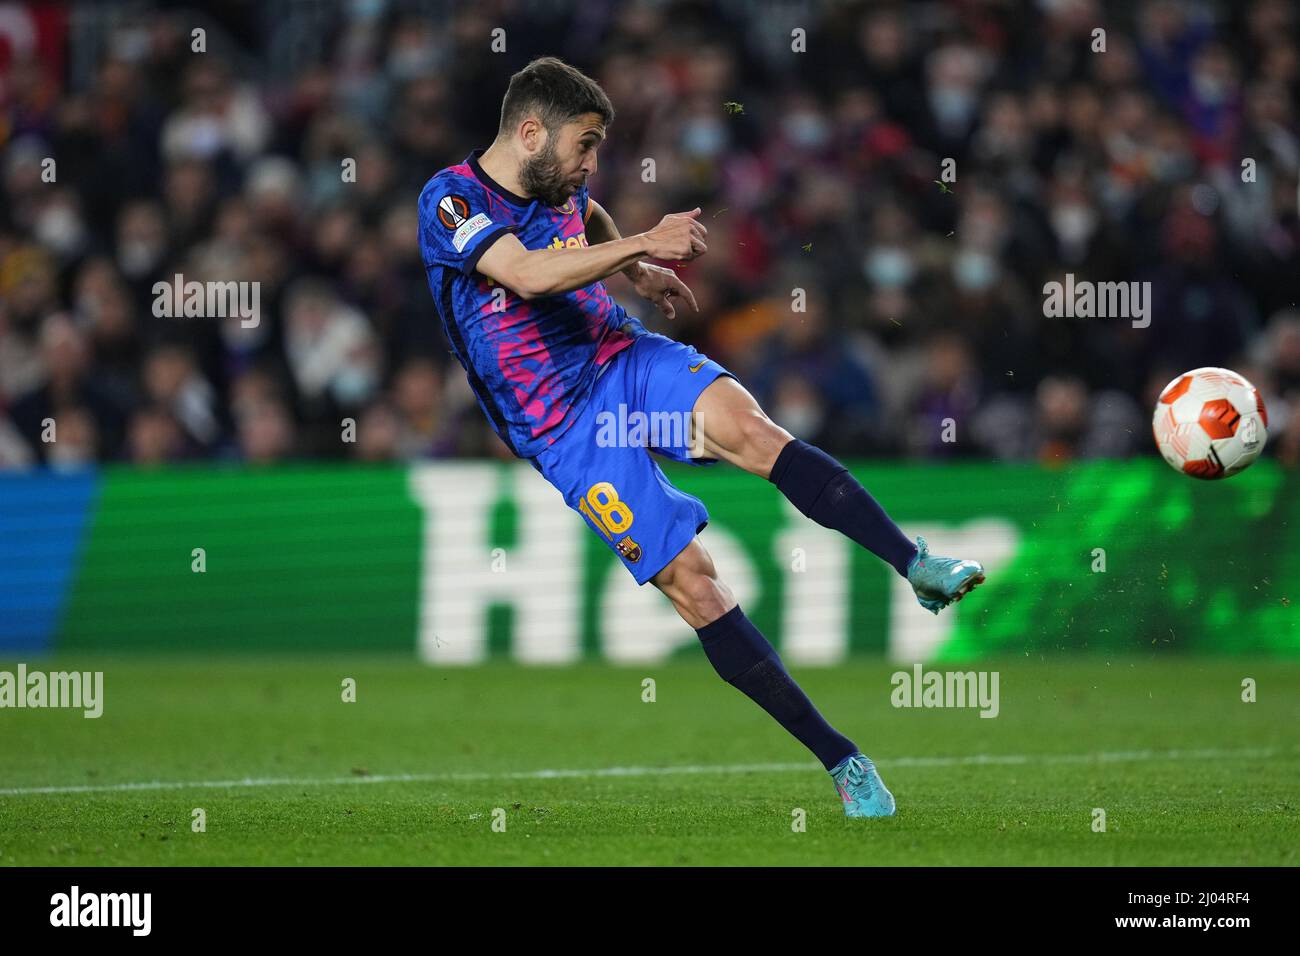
[692,376,985,614]
[652,538,895,818]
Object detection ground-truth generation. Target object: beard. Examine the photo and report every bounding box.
[519,137,577,207]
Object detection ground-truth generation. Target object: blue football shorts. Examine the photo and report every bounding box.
[530,330,733,585]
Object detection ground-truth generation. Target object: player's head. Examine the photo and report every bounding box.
[494,56,614,207]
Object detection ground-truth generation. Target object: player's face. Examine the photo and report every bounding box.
[520,114,605,207]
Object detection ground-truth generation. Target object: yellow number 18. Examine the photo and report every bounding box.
[578,481,634,538]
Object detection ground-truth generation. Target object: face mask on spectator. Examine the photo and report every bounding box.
[782,112,830,150]
[681,118,726,159]
[181,117,227,158]
[48,440,95,469]
[864,246,916,288]
[1192,71,1229,106]
[389,45,438,80]
[930,86,977,130]
[333,365,378,406]
[118,240,164,278]
[1050,204,1096,247]
[953,250,998,291]
[35,204,87,257]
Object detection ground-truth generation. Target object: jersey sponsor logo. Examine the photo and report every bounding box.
[436,194,471,229]
[452,212,495,253]
[547,233,589,249]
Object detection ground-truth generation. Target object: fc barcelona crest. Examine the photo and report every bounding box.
[616,536,642,563]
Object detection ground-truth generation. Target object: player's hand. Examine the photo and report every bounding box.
[631,262,699,320]
[642,208,708,261]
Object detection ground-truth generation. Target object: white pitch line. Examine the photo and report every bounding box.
[0,745,1290,797]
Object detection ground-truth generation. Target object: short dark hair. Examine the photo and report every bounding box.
[497,57,615,139]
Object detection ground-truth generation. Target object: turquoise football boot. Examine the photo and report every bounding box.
[830,752,896,818]
[906,535,985,614]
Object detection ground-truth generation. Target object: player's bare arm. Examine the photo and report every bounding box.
[475,203,706,301]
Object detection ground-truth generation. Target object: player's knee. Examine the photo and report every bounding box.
[737,410,791,478]
[679,569,734,626]
[657,556,734,627]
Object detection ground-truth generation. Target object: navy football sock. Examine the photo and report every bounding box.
[696,605,857,771]
[769,439,918,577]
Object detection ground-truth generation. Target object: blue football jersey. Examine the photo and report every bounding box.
[418,148,642,458]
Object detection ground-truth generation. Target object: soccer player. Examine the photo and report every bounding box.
[418,57,985,818]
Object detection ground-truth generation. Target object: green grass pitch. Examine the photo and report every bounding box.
[1,656,1297,866]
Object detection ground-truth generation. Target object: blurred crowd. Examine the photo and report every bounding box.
[2,0,1299,470]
